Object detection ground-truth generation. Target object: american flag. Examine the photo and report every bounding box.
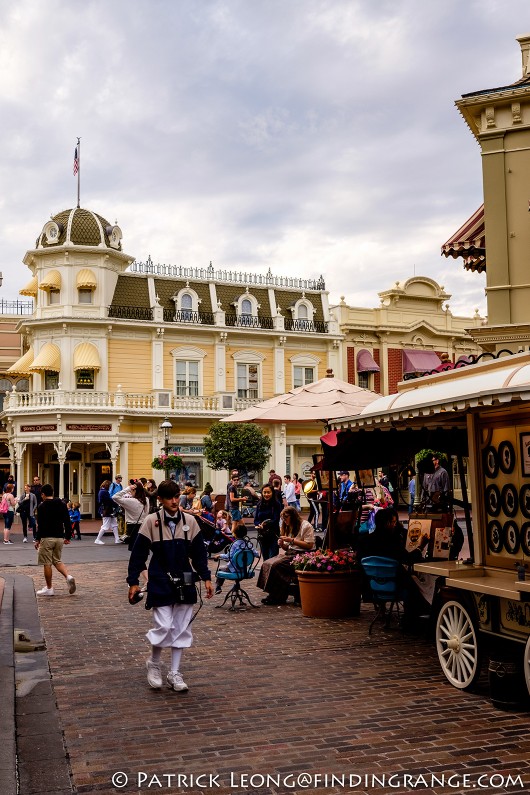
[73,146,79,176]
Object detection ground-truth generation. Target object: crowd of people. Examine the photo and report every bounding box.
[1,457,457,692]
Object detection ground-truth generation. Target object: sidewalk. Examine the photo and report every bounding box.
[3,555,530,795]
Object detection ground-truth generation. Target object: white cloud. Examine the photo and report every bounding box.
[0,0,526,321]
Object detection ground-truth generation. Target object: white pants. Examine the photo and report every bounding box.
[96,516,119,542]
[146,604,194,648]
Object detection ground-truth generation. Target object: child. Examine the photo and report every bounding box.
[69,502,82,540]
[214,522,259,594]
[127,479,213,692]
[208,510,233,556]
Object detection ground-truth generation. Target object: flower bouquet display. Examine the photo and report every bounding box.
[292,548,358,573]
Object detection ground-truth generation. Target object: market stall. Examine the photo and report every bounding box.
[325,351,530,701]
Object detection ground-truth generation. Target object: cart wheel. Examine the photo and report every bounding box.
[525,636,530,698]
[435,599,481,690]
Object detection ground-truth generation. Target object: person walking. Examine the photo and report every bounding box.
[2,484,16,544]
[127,479,213,692]
[17,483,37,542]
[94,480,121,544]
[283,475,297,509]
[292,473,302,511]
[112,481,150,551]
[34,484,76,596]
[109,475,123,498]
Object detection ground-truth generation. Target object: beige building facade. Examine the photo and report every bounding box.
[333,277,484,396]
[2,207,342,512]
[443,35,530,351]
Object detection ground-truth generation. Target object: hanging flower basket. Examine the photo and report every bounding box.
[151,454,183,471]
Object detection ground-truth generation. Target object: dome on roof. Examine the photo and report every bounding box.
[35,208,123,251]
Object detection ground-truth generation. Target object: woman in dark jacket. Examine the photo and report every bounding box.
[254,484,281,560]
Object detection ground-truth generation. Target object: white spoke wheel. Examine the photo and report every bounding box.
[524,637,530,696]
[435,599,481,690]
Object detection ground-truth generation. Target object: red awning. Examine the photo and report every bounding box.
[441,204,486,273]
[356,348,380,373]
[402,349,441,375]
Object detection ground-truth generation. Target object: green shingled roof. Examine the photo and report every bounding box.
[110,275,150,309]
[35,208,120,250]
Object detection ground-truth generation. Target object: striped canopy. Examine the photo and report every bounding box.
[441,204,486,273]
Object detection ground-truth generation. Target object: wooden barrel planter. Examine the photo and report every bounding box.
[296,570,362,618]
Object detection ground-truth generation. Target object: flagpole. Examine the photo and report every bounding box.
[76,137,81,208]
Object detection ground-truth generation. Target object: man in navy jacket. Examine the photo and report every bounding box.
[128,479,212,692]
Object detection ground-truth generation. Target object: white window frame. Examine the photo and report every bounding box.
[170,346,206,397]
[48,289,60,305]
[236,362,260,399]
[357,371,372,390]
[289,353,320,389]
[78,288,93,305]
[235,290,260,319]
[293,365,316,388]
[232,350,265,399]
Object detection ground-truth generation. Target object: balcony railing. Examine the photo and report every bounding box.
[225,314,274,329]
[0,299,34,316]
[284,318,329,333]
[3,390,261,415]
[108,305,153,321]
[162,309,215,324]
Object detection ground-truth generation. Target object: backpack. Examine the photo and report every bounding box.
[0,495,9,514]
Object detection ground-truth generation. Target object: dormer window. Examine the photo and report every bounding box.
[289,296,315,330]
[233,290,260,327]
[172,286,201,322]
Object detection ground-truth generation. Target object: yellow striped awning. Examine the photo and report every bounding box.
[19,276,38,297]
[39,270,62,291]
[73,342,101,371]
[76,268,97,289]
[7,347,34,375]
[29,343,61,373]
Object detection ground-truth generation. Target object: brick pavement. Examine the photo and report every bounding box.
[16,559,530,795]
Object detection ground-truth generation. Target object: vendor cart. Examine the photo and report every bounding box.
[325,351,530,699]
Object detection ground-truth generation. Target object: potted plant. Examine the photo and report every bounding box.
[293,548,362,618]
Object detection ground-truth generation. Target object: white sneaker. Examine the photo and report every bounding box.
[3,540,13,545]
[114,540,123,544]
[94,540,105,545]
[166,670,188,692]
[23,538,28,543]
[146,659,162,689]
[66,575,76,594]
[36,586,54,596]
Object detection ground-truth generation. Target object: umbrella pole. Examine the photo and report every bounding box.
[327,469,335,551]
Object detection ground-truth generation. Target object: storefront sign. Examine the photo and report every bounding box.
[21,424,57,432]
[66,424,112,431]
[170,445,204,455]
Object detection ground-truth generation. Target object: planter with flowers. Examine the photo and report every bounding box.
[292,548,361,618]
[151,454,183,472]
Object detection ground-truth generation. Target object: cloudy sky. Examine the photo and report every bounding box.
[0,1,528,316]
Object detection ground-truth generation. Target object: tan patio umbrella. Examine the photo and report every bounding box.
[222,371,380,424]
[222,369,381,549]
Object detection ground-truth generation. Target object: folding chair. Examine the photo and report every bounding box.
[361,556,406,635]
[215,540,260,611]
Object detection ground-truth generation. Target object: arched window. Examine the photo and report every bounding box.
[298,303,308,319]
[0,378,11,411]
[241,298,252,316]
[16,379,29,392]
[180,293,193,321]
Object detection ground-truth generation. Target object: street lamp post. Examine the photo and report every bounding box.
[160,417,173,480]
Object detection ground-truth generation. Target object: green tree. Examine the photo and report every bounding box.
[203,422,271,473]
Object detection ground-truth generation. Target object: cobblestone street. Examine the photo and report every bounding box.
[13,558,530,795]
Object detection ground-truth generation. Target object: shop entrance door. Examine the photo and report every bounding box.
[93,462,113,516]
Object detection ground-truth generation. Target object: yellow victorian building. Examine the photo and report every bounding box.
[4,207,342,514]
